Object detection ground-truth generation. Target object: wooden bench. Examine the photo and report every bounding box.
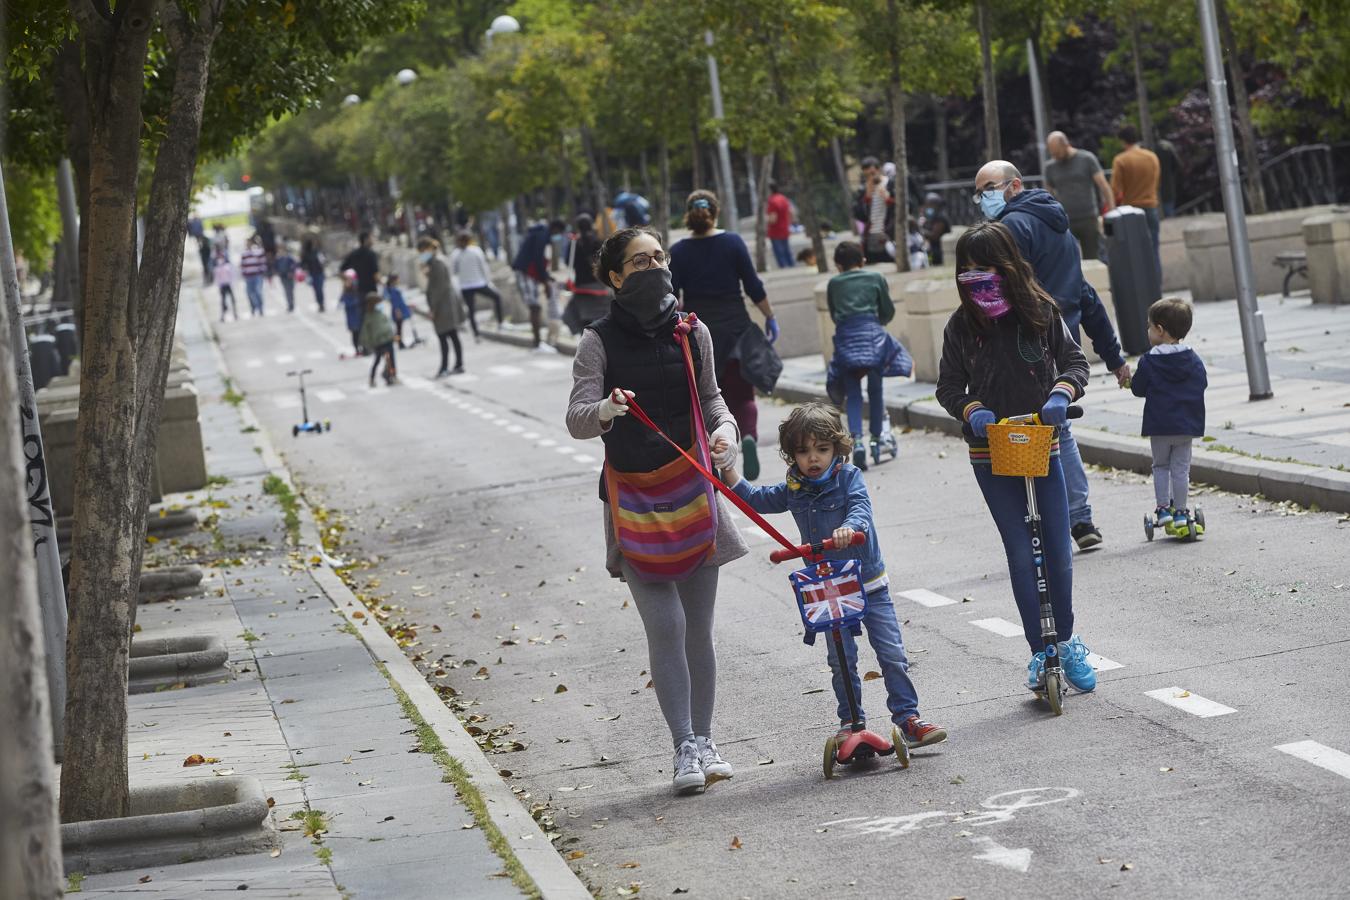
[1274,250,1308,296]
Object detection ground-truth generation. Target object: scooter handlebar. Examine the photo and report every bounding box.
[1000,405,1083,426]
[769,531,866,564]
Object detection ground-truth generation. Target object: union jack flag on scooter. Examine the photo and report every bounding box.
[790,559,868,633]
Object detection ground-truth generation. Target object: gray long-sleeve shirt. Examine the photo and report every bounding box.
[567,320,748,578]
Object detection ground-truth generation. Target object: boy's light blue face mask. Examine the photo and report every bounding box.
[799,458,841,484]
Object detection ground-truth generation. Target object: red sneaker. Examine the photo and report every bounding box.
[899,715,948,748]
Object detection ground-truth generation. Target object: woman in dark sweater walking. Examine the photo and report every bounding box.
[935,222,1098,697]
[670,190,778,480]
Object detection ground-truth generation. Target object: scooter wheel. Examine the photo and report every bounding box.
[1144,515,1154,542]
[1195,508,1205,533]
[823,736,838,779]
[1044,670,1065,716]
[292,425,299,437]
[891,726,911,769]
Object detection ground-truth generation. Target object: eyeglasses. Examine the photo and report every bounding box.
[971,179,1013,205]
[622,250,669,271]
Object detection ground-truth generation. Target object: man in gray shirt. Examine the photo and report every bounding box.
[1044,131,1115,260]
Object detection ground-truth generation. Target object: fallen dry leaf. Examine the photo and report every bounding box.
[182,754,219,767]
[863,671,882,682]
[269,849,281,858]
[567,850,585,860]
[555,684,568,693]
[138,875,152,883]
[729,836,742,850]
[618,862,640,869]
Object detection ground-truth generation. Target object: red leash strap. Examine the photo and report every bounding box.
[616,316,800,555]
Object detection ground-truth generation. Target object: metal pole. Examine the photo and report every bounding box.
[0,160,67,759]
[1027,39,1049,175]
[1196,0,1272,400]
[704,30,740,234]
[56,159,80,321]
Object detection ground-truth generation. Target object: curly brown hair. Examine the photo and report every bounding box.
[684,190,719,235]
[778,403,853,464]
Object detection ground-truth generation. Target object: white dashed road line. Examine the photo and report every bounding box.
[245,359,262,368]
[488,365,525,377]
[315,388,346,404]
[538,438,557,447]
[970,617,1024,637]
[276,354,295,364]
[1086,653,1124,672]
[1275,741,1350,780]
[898,589,959,608]
[306,350,325,359]
[1144,687,1236,718]
[273,395,301,409]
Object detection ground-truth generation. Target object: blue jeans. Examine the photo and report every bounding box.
[844,367,884,440]
[771,238,794,269]
[1056,422,1092,526]
[823,587,920,725]
[973,459,1075,653]
[245,275,265,314]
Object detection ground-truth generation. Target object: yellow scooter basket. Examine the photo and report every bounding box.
[986,421,1055,478]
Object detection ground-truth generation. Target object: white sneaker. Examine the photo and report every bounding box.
[672,739,705,795]
[531,343,559,354]
[695,736,733,781]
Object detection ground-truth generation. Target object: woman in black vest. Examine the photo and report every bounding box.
[566,227,747,796]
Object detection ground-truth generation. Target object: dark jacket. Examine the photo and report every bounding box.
[852,180,896,244]
[997,189,1125,372]
[341,245,380,295]
[826,315,911,407]
[513,223,552,283]
[1130,346,1207,436]
[935,304,1089,446]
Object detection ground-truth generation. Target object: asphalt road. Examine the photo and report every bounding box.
[205,283,1350,900]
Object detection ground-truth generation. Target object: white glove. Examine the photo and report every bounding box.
[710,423,739,469]
[599,388,633,424]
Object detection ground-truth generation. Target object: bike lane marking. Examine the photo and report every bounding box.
[1143,687,1236,717]
[971,617,1024,637]
[898,588,958,607]
[1275,741,1350,780]
[1086,652,1124,671]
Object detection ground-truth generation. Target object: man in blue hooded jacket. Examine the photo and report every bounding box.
[972,160,1133,551]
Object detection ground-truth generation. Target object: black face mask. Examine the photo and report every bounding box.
[615,267,676,332]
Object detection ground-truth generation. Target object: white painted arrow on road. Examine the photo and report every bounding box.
[969,836,1032,873]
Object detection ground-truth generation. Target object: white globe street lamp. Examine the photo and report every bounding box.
[342,94,361,106]
[485,14,520,46]
[395,68,417,86]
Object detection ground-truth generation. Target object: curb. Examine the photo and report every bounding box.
[479,324,1350,514]
[195,291,591,899]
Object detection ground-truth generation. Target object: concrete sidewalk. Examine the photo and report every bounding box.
[481,289,1350,513]
[75,279,588,897]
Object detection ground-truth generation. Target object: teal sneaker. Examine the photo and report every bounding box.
[741,436,760,481]
[1057,634,1097,692]
[1154,505,1173,525]
[1025,651,1046,691]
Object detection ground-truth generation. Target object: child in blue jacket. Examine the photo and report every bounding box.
[384,273,412,348]
[716,403,947,749]
[338,269,365,355]
[1131,297,1207,529]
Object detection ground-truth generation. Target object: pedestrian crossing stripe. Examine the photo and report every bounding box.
[276,354,295,364]
[1275,741,1350,780]
[971,617,1023,637]
[314,389,346,403]
[1086,653,1123,672]
[898,589,958,607]
[488,365,525,377]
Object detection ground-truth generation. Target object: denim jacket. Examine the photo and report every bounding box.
[733,460,886,586]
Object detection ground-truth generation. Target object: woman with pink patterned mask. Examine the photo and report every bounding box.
[935,222,1099,699]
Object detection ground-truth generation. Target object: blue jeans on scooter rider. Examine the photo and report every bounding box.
[719,403,948,748]
[936,222,1097,693]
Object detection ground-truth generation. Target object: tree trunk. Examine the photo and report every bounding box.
[54,41,92,334]
[690,113,704,190]
[640,148,654,202]
[887,0,910,273]
[60,0,158,825]
[748,150,766,272]
[976,1,1001,161]
[1130,16,1155,148]
[0,168,64,900]
[830,136,854,226]
[580,126,609,229]
[1214,0,1267,213]
[790,149,828,274]
[658,136,672,247]
[933,96,950,181]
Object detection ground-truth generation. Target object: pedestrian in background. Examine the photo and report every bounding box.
[240,235,268,316]
[1110,125,1162,278]
[451,230,502,341]
[301,238,327,311]
[566,226,745,796]
[359,291,398,387]
[512,219,561,352]
[765,181,795,269]
[339,269,365,355]
[212,248,238,322]
[341,231,381,296]
[563,213,610,333]
[1131,297,1207,530]
[1044,131,1115,261]
[919,193,951,267]
[1156,137,1183,219]
[973,158,1130,550]
[853,157,896,264]
[420,236,466,377]
[670,190,778,481]
[936,221,1097,696]
[384,272,411,348]
[273,242,298,312]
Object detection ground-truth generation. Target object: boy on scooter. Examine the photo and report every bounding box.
[716,403,947,750]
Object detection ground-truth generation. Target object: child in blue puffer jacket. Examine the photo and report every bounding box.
[1131,297,1207,530]
[716,402,947,749]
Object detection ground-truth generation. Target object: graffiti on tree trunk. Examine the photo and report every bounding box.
[18,401,55,551]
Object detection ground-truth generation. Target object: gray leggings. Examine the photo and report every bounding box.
[619,561,719,749]
[1150,435,1193,509]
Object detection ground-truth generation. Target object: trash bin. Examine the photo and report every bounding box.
[28,333,61,390]
[1103,206,1160,356]
[54,323,79,375]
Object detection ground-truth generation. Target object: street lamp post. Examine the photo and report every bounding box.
[1196,0,1272,400]
[394,69,419,247]
[703,30,739,233]
[485,16,522,258]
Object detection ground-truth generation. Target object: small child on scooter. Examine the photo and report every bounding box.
[1130,297,1207,530]
[384,273,412,348]
[715,403,947,750]
[358,292,398,387]
[824,241,909,470]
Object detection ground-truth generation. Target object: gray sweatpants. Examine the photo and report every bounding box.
[1150,435,1193,510]
[620,561,719,750]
